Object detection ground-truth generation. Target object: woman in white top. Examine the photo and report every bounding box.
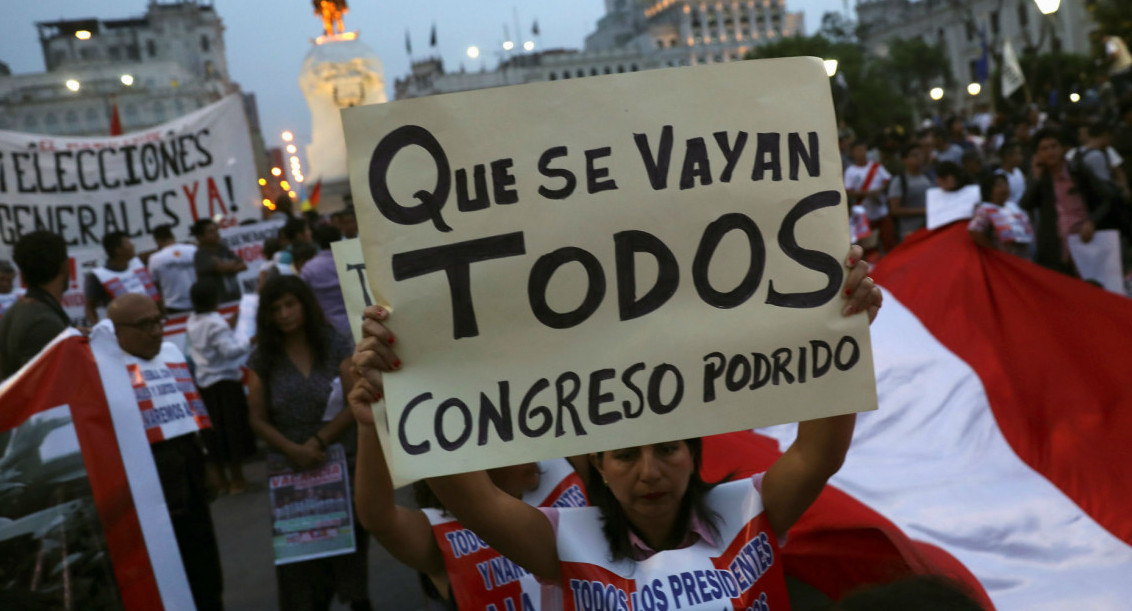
[187,280,256,494]
[350,246,882,611]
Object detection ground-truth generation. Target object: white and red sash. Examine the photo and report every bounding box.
[425,458,587,610]
[123,342,211,444]
[556,476,788,611]
[985,203,1034,244]
[92,257,160,301]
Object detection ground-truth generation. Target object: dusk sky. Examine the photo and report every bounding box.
[0,0,845,149]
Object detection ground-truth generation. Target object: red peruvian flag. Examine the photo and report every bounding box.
[109,98,123,136]
[703,224,1132,609]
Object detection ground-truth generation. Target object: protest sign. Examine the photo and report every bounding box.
[0,331,192,609]
[1068,229,1124,294]
[268,444,357,565]
[0,94,261,263]
[342,57,877,482]
[926,185,980,230]
[220,218,286,296]
[124,343,212,444]
[331,238,371,343]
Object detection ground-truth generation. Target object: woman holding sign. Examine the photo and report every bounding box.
[350,388,589,609]
[247,275,371,611]
[351,246,882,610]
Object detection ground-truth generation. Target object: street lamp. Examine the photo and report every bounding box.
[967,82,982,96]
[467,46,480,59]
[281,131,294,142]
[1033,0,1060,15]
[930,87,944,101]
[823,59,839,77]
[65,79,81,92]
[1069,92,1081,103]
[75,30,91,40]
[523,41,535,52]
[120,74,134,86]
[502,40,514,51]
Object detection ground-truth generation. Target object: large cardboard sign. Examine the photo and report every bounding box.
[0,94,261,262]
[0,331,193,609]
[343,58,877,481]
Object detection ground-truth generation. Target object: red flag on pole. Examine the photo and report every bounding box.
[109,98,122,136]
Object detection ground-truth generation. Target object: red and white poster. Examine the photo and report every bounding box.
[0,330,194,610]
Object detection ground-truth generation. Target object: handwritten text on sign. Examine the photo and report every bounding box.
[344,57,878,482]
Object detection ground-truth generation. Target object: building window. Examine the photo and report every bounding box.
[80,48,97,60]
[590,67,598,76]
[630,64,639,72]
[200,34,210,52]
[65,110,79,128]
[109,46,121,60]
[549,73,558,80]
[563,72,571,79]
[53,50,66,66]
[85,107,99,128]
[617,65,625,73]
[990,11,1000,35]
[45,113,58,129]
[577,69,585,77]
[969,59,980,82]
[127,44,140,60]
[603,66,612,74]
[154,101,166,122]
[1017,1,1029,27]
[146,40,157,57]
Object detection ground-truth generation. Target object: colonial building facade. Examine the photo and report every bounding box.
[0,0,239,136]
[395,0,804,100]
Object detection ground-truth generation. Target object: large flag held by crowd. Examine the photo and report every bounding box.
[734,224,1132,609]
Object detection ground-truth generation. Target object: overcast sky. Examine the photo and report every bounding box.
[0,0,845,147]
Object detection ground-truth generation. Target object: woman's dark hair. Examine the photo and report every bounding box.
[979,173,1007,203]
[587,438,722,562]
[282,217,309,241]
[255,275,330,378]
[190,281,219,314]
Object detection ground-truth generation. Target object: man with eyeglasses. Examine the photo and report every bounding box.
[107,293,225,610]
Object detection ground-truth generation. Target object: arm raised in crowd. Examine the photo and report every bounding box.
[350,376,446,577]
[762,247,879,537]
[352,309,563,581]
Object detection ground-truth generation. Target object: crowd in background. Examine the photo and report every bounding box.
[840,46,1132,292]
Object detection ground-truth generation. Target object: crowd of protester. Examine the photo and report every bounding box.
[840,71,1132,292]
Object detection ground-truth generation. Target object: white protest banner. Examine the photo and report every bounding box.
[0,94,261,262]
[1068,229,1124,294]
[926,184,980,230]
[344,57,878,482]
[123,343,212,444]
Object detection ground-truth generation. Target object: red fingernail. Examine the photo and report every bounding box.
[392,360,401,369]
[844,288,851,296]
[848,258,856,266]
[388,334,396,345]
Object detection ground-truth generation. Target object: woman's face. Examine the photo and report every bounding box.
[992,177,1010,205]
[487,463,540,499]
[593,441,694,529]
[271,293,305,335]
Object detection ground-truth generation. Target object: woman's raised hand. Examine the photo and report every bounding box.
[352,305,400,391]
[841,244,883,324]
